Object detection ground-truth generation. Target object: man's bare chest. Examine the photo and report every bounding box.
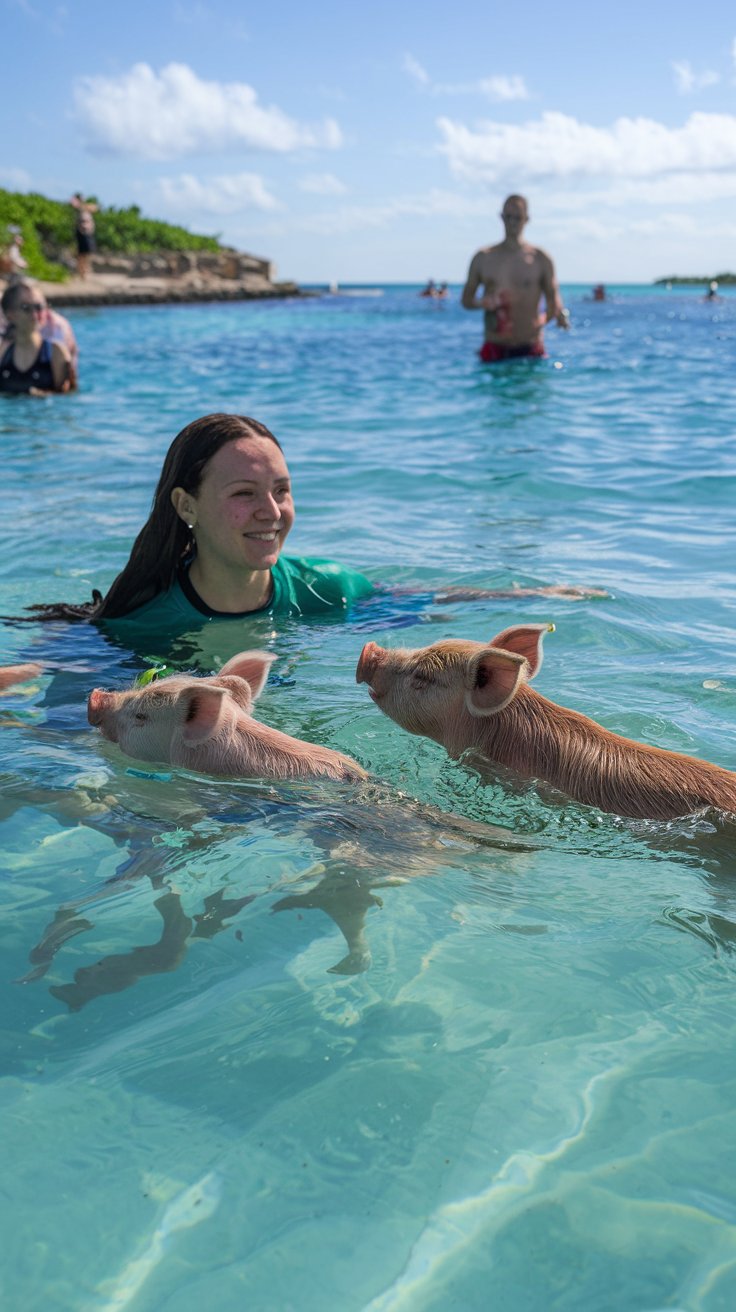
[480,249,542,291]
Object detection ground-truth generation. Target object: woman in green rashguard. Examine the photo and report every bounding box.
[24,411,603,639]
[27,413,374,632]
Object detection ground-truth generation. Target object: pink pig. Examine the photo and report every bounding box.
[88,651,366,782]
[0,662,42,692]
[356,624,736,821]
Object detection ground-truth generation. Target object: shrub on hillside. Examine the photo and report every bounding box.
[0,190,221,282]
[94,205,220,254]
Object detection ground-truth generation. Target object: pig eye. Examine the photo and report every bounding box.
[411,672,430,690]
[133,712,149,724]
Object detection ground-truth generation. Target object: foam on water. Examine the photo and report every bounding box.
[2,285,736,1310]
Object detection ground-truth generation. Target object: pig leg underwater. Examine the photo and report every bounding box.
[269,785,537,974]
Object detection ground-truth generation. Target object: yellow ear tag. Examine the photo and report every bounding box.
[134,664,173,688]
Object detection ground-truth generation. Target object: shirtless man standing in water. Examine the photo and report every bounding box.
[461,194,570,362]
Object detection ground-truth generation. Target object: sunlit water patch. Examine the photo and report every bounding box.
[2,285,736,1310]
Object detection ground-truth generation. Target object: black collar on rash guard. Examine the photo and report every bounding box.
[176,563,274,619]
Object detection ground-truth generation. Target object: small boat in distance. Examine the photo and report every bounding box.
[327,284,384,297]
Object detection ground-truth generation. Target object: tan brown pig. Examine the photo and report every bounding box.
[88,651,366,783]
[356,624,736,821]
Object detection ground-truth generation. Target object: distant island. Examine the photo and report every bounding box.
[654,273,736,286]
[0,188,298,305]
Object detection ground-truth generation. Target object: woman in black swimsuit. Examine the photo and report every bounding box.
[0,281,73,395]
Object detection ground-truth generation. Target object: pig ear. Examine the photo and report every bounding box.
[178,685,229,744]
[489,623,553,680]
[217,650,275,701]
[465,649,527,716]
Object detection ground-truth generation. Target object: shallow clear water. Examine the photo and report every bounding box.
[2,284,736,1311]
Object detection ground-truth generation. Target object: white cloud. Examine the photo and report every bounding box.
[477,75,529,102]
[404,54,528,101]
[298,172,347,195]
[576,171,736,209]
[158,172,280,213]
[73,63,343,159]
[672,61,719,94]
[546,211,699,243]
[403,53,430,86]
[293,188,490,236]
[438,110,736,182]
[432,75,529,100]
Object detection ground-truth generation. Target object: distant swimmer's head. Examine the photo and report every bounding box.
[710,280,718,292]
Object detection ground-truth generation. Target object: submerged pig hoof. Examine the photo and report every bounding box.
[327,950,372,976]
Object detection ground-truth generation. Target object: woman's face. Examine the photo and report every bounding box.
[7,287,46,333]
[175,436,295,574]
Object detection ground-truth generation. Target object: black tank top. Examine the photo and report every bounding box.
[0,339,56,394]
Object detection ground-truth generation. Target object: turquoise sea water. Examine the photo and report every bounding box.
[2,283,736,1311]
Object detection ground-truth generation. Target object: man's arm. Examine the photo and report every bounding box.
[461,253,485,310]
[540,253,569,328]
[50,342,74,392]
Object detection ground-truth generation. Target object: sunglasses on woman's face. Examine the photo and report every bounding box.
[19,302,46,314]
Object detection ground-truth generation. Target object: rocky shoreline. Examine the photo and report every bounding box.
[40,247,303,307]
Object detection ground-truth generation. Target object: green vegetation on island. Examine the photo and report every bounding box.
[654,273,736,286]
[0,189,221,282]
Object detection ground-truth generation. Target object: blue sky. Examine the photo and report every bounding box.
[4,0,736,282]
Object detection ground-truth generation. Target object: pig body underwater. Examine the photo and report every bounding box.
[88,651,365,783]
[356,625,736,821]
[0,663,42,693]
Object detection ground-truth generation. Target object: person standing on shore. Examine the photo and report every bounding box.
[69,193,99,280]
[461,195,570,362]
[0,226,27,275]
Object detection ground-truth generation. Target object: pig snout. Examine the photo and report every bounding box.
[87,689,117,736]
[356,642,386,690]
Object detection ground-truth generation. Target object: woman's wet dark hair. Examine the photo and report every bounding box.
[18,413,282,623]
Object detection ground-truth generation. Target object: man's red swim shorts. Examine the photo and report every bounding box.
[479,341,546,363]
